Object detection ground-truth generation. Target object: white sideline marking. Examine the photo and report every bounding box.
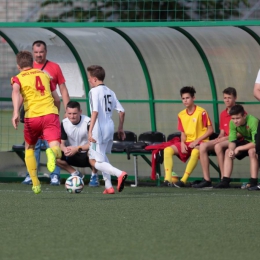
[0,189,259,197]
[0,189,102,194]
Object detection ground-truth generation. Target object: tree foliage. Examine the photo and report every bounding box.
[38,0,250,22]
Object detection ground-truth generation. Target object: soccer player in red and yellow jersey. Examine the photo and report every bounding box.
[11,51,62,194]
[163,86,213,187]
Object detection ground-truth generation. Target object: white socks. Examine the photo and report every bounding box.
[95,161,122,177]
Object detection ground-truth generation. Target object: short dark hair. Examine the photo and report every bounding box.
[32,40,47,50]
[16,51,33,68]
[223,87,237,98]
[66,101,81,110]
[229,104,245,116]
[180,86,196,97]
[87,65,105,81]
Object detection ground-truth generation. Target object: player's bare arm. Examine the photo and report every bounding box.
[60,140,67,153]
[234,142,255,155]
[117,111,125,140]
[212,130,225,144]
[228,142,236,158]
[59,83,70,109]
[180,132,188,153]
[189,125,213,149]
[11,83,21,129]
[51,90,61,112]
[19,94,23,108]
[88,111,98,143]
[213,136,228,144]
[253,82,260,101]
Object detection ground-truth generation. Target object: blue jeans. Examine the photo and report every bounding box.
[26,139,60,178]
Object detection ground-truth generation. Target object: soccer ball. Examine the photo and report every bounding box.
[65,175,84,194]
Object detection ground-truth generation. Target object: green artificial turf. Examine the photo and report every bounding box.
[1,183,260,260]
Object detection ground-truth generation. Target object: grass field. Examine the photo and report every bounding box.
[1,183,260,260]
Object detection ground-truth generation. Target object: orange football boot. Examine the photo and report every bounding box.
[117,172,128,192]
[103,187,115,194]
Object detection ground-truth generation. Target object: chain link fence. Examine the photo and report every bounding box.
[0,0,260,23]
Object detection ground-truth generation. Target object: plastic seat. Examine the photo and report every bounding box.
[124,131,165,187]
[12,141,48,151]
[126,131,166,156]
[167,132,181,141]
[111,131,137,153]
[138,131,166,145]
[12,142,25,151]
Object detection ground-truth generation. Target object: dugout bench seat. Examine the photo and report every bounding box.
[11,131,221,187]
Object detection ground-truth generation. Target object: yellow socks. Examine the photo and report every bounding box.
[25,149,40,186]
[164,147,174,182]
[181,148,199,184]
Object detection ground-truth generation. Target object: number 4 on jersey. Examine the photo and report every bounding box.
[35,76,45,95]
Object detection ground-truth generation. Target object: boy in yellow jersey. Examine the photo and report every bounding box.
[11,51,62,194]
[163,86,213,188]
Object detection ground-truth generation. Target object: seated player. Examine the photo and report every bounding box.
[163,86,213,188]
[214,105,259,189]
[56,101,99,187]
[194,87,237,188]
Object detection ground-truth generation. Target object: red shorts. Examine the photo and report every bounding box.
[24,114,61,145]
[174,141,204,163]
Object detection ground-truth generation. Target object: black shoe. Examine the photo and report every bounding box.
[248,184,260,191]
[214,181,230,189]
[193,179,213,189]
[173,180,185,188]
[190,180,201,187]
[249,178,258,188]
[161,180,172,187]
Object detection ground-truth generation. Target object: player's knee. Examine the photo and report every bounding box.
[214,143,221,154]
[25,149,34,161]
[224,148,230,156]
[199,142,208,152]
[191,148,199,158]
[248,148,256,158]
[164,147,174,158]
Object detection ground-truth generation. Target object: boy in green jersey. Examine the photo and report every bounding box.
[214,104,259,189]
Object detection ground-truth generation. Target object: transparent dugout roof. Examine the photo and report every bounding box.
[1,26,260,135]
[0,28,84,98]
[119,27,211,101]
[54,28,148,100]
[183,27,260,102]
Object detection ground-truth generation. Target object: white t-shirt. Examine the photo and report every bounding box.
[61,115,90,151]
[255,69,260,83]
[89,84,124,144]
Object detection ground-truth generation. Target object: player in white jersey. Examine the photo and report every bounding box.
[87,65,127,194]
[56,101,99,186]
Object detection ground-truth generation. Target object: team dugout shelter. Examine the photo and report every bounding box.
[0,24,260,183]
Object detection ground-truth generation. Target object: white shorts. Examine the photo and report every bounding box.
[88,140,113,162]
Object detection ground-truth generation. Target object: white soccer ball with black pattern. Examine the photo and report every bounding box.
[65,175,84,194]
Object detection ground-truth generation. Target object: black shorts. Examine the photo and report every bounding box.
[233,140,250,160]
[60,152,92,168]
